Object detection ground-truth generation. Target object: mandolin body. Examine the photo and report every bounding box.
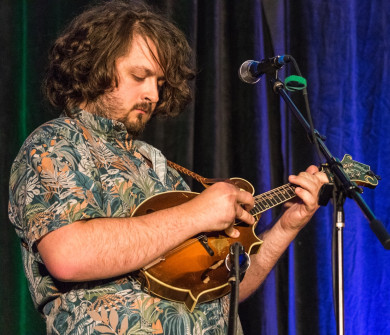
[131,178,262,312]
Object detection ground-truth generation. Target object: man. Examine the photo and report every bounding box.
[9,1,328,334]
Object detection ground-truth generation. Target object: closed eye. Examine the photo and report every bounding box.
[132,75,145,82]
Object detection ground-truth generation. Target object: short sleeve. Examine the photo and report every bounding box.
[9,126,103,251]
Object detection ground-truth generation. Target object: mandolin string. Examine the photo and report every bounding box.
[251,183,297,216]
[165,185,297,256]
[165,235,207,255]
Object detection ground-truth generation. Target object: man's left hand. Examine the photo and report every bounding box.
[280,165,329,232]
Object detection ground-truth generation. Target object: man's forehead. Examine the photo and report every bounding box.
[125,35,163,74]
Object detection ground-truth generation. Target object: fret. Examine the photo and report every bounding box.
[252,202,264,214]
[269,188,284,203]
[251,183,297,216]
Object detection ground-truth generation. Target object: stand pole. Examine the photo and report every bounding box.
[335,206,345,335]
[227,242,248,335]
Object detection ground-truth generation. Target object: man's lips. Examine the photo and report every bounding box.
[131,103,152,115]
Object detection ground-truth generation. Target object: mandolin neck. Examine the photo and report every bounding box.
[250,183,297,216]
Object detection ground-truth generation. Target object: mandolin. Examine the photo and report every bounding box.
[132,154,378,311]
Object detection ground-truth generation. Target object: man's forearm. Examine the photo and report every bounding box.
[37,203,200,282]
[238,219,300,301]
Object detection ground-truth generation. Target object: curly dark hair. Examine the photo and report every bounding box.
[43,0,196,117]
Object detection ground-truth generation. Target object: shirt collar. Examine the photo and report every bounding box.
[70,108,130,141]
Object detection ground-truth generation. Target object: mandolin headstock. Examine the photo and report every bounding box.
[321,154,380,189]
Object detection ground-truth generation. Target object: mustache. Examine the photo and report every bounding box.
[131,102,153,114]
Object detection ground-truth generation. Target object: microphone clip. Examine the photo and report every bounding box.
[225,242,250,282]
[238,55,291,84]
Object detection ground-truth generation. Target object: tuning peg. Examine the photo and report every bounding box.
[366,170,381,180]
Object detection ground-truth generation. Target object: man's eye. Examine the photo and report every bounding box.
[132,75,145,82]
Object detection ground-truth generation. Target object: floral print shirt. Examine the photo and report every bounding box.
[9,110,242,335]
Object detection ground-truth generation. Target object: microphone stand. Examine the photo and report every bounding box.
[227,243,242,335]
[269,77,390,335]
[227,242,249,335]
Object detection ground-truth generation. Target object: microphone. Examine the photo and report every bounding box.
[238,55,291,84]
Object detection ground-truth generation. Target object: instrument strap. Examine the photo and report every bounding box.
[167,160,225,189]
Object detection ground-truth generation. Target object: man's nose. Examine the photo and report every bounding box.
[142,77,159,103]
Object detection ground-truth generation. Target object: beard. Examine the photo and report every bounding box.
[88,93,152,138]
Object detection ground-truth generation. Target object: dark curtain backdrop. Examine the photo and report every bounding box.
[1,0,389,334]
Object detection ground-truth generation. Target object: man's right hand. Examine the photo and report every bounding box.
[182,182,256,238]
